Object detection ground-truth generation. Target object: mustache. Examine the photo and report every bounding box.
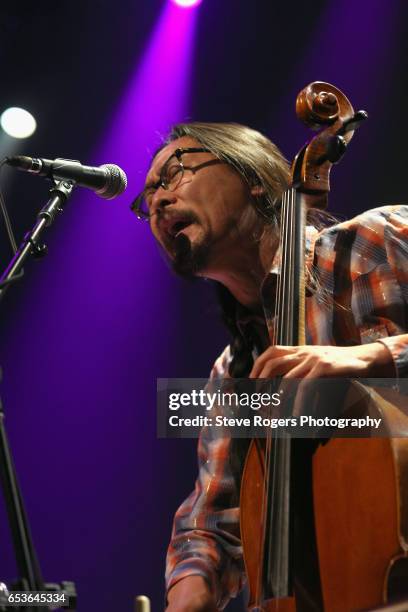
[158,208,199,225]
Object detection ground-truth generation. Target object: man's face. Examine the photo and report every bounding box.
[145,136,255,277]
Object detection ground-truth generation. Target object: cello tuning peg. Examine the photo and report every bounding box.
[342,110,369,133]
[326,110,368,163]
[326,135,348,164]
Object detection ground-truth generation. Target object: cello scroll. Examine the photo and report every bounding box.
[292,81,367,207]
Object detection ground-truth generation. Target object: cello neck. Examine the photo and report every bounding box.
[275,187,306,346]
[261,186,307,600]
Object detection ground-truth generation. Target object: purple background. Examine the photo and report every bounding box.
[0,1,407,609]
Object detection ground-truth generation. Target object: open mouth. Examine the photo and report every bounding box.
[171,220,192,237]
[165,215,194,240]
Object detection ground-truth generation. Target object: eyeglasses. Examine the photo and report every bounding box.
[130,147,223,221]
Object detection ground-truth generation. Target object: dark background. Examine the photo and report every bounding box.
[0,1,406,610]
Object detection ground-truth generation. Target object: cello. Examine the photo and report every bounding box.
[240,82,408,611]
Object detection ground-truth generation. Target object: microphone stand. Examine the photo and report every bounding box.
[0,180,77,611]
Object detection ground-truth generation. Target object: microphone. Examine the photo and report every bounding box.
[6,155,127,200]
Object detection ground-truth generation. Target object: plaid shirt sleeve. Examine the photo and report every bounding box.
[369,206,408,377]
[165,346,246,609]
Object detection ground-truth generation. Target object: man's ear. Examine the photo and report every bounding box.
[250,185,265,197]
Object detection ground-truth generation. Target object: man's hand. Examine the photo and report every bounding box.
[249,342,395,379]
[166,576,218,612]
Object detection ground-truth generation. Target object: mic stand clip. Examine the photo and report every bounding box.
[0,180,75,299]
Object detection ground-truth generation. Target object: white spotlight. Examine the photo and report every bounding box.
[172,0,202,7]
[0,107,37,139]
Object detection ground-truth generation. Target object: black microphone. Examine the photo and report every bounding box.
[6,156,127,200]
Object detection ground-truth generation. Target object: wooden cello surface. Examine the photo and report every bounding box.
[241,437,296,612]
[242,382,408,611]
[313,383,408,611]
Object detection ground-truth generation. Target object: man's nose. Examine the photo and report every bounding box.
[150,187,177,218]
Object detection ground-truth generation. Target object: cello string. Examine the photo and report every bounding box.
[276,186,295,601]
[287,187,294,345]
[285,187,296,590]
[275,189,288,601]
[275,188,289,598]
[270,188,290,601]
[277,187,293,599]
[277,187,292,597]
[289,188,295,344]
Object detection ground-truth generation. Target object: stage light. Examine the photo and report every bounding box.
[172,0,202,8]
[0,107,37,139]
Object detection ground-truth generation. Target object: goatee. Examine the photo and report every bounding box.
[172,233,210,278]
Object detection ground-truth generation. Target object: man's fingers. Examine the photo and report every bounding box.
[282,358,313,379]
[249,346,276,378]
[252,354,300,379]
[250,345,295,378]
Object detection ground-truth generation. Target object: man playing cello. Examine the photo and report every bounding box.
[132,119,408,611]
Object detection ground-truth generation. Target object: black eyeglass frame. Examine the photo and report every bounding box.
[130,147,216,220]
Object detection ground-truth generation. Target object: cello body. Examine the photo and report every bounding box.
[241,382,408,611]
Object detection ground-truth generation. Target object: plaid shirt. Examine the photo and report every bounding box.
[165,205,408,608]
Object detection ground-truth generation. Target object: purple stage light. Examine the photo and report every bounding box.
[0,4,200,608]
[172,0,202,8]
